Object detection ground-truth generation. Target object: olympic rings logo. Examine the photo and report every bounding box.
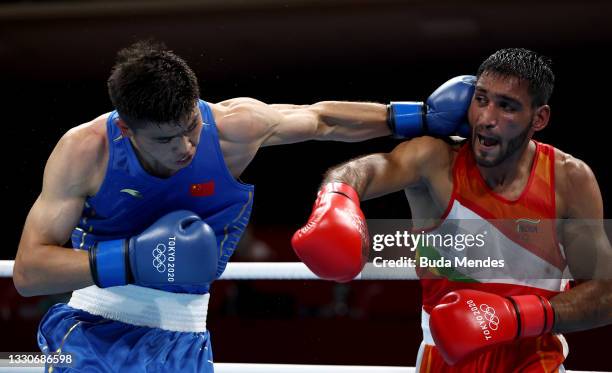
[152,243,167,273]
[479,303,500,330]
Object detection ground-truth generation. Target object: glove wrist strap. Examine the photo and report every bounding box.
[388,102,425,139]
[510,295,555,338]
[90,239,130,288]
[321,182,360,203]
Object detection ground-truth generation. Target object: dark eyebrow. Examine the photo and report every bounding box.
[153,118,199,141]
[475,87,522,107]
[495,94,523,107]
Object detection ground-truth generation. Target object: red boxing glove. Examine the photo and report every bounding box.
[291,182,369,282]
[430,289,555,365]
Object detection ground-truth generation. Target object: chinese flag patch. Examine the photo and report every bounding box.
[190,180,215,197]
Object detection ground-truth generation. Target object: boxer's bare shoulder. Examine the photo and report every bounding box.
[391,135,456,179]
[47,113,110,198]
[210,98,269,144]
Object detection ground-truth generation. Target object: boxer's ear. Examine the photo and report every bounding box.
[532,105,550,132]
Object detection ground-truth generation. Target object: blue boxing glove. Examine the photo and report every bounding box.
[89,210,219,291]
[388,75,476,138]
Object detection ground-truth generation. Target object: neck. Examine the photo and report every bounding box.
[478,140,536,191]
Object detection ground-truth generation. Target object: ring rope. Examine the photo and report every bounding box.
[0,260,417,280]
[0,362,599,372]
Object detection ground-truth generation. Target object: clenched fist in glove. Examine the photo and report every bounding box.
[430,289,555,365]
[292,182,369,283]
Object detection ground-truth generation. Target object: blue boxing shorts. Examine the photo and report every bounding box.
[37,285,213,372]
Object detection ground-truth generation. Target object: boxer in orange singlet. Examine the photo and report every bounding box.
[293,48,612,372]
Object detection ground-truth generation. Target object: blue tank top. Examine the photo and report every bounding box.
[71,100,254,292]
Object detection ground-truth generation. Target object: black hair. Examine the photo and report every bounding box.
[477,48,554,107]
[107,40,200,128]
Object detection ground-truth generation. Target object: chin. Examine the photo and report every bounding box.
[476,151,508,167]
[475,157,497,167]
[474,149,503,168]
[162,164,182,174]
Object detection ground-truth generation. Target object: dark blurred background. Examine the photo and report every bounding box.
[1,0,612,370]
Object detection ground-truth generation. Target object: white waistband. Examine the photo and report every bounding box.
[68,285,209,332]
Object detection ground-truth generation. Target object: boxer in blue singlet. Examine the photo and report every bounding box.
[13,40,474,372]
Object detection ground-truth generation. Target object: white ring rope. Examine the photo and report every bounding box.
[0,362,602,373]
[0,260,417,280]
[0,363,415,373]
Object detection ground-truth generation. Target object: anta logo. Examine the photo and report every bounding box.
[515,218,539,233]
[120,189,143,198]
[190,180,215,197]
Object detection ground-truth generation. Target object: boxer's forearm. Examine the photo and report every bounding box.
[13,245,93,296]
[308,101,391,141]
[551,280,612,333]
[322,157,379,199]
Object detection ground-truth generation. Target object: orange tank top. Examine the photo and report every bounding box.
[419,141,568,312]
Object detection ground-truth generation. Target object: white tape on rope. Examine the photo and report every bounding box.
[0,261,417,280]
[0,261,12,279]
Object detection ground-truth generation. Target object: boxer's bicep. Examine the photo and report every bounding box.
[16,131,96,279]
[215,98,297,146]
[28,187,85,248]
[561,158,611,279]
[552,161,612,331]
[261,108,319,146]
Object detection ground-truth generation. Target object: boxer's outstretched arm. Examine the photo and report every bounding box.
[551,157,612,333]
[13,126,103,296]
[268,101,391,143]
[214,97,390,146]
[323,136,453,200]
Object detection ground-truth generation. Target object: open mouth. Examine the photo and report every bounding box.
[476,134,500,148]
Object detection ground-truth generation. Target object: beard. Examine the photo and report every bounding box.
[474,121,533,168]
